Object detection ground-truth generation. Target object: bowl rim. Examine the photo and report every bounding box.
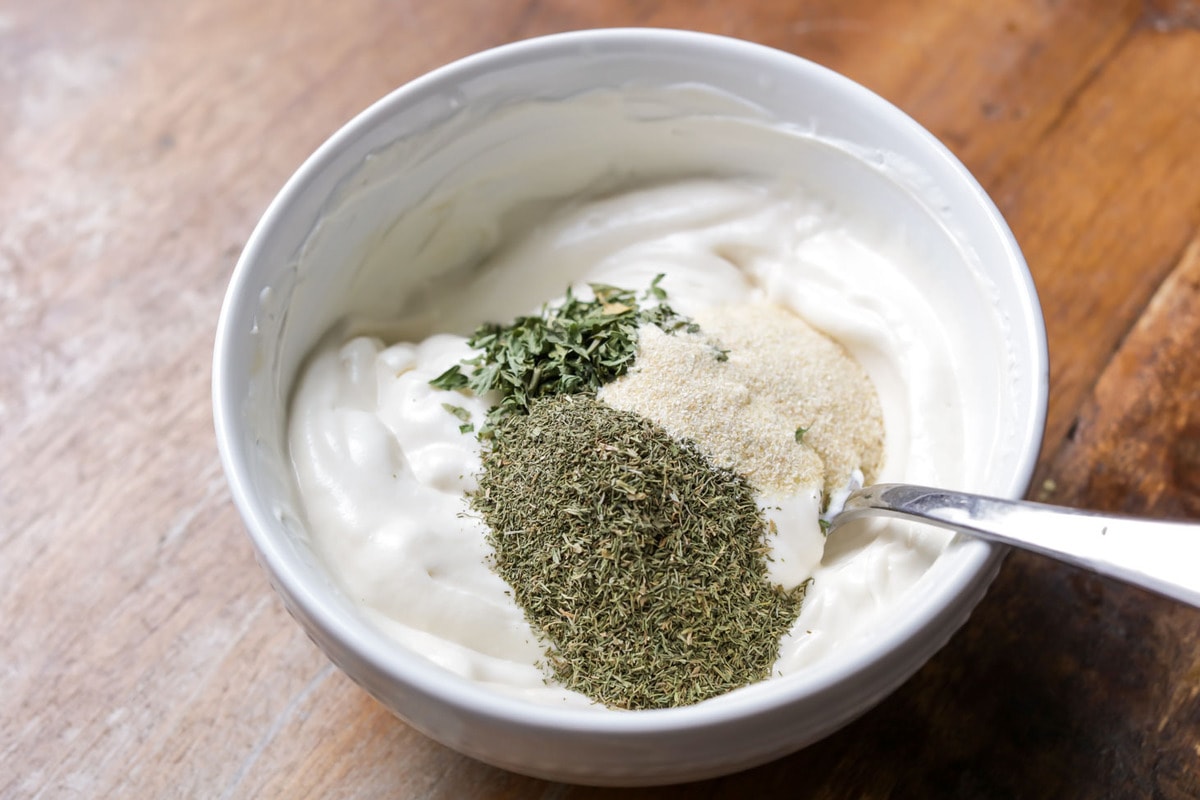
[213,26,1049,736]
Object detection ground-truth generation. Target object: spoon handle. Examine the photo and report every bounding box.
[835,483,1200,608]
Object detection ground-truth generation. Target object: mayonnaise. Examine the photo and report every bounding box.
[288,175,965,707]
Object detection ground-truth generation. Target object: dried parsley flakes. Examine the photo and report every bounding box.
[472,393,807,710]
[429,275,696,434]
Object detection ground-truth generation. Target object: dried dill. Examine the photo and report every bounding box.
[471,393,806,710]
[429,275,697,434]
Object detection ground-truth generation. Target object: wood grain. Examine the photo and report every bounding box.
[2,0,1198,797]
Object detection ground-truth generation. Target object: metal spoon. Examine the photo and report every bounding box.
[827,483,1200,608]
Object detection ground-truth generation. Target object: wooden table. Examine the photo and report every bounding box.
[4,1,1199,797]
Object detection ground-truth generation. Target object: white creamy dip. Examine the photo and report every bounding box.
[288,176,967,707]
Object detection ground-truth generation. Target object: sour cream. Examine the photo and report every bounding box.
[288,175,966,706]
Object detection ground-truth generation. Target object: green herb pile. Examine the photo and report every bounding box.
[472,394,807,710]
[429,276,696,435]
[428,276,807,709]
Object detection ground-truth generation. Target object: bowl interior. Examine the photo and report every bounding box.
[214,28,1047,783]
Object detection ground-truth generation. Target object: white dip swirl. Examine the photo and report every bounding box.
[288,175,965,707]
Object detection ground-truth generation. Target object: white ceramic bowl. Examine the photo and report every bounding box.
[213,29,1047,786]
